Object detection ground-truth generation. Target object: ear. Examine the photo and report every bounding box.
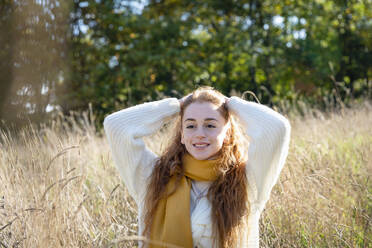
[223,134,229,144]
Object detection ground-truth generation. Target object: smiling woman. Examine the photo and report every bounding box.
[103,86,291,248]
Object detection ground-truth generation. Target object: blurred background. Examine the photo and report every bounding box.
[1,0,371,128]
[1,1,371,247]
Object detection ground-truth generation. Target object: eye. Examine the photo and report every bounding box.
[206,124,216,128]
[186,125,195,129]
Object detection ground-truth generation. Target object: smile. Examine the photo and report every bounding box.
[193,143,210,148]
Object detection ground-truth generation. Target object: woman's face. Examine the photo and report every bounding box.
[181,102,230,160]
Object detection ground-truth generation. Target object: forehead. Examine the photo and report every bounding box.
[183,102,225,121]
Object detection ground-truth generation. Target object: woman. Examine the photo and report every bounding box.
[104,87,291,248]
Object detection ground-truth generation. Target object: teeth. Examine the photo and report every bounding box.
[194,144,209,148]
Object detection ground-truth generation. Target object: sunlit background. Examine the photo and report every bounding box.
[1,0,371,128]
[0,1,371,247]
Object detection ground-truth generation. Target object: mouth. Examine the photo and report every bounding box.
[193,143,210,148]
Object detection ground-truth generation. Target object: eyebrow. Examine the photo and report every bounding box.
[184,118,218,122]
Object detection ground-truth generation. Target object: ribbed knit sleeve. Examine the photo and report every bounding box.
[227,96,291,212]
[103,98,180,203]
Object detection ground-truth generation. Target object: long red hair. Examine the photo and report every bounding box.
[143,87,249,247]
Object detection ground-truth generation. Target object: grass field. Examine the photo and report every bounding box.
[1,102,371,247]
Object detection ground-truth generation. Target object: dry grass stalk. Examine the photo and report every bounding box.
[0,102,371,247]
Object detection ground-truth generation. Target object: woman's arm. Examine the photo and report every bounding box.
[103,98,180,203]
[227,96,291,211]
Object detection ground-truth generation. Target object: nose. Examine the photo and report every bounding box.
[195,127,206,138]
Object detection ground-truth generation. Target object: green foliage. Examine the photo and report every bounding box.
[0,0,371,127]
[63,0,372,125]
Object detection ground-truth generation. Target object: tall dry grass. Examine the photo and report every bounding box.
[1,102,371,247]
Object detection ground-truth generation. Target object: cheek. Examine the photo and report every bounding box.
[215,130,228,145]
[181,130,185,144]
[181,129,191,144]
[216,135,225,147]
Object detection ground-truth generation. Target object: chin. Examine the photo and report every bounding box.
[192,151,219,161]
[190,152,210,161]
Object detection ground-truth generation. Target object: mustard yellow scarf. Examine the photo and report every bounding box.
[149,153,218,248]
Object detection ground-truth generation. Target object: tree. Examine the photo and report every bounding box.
[0,0,70,128]
[2,0,371,128]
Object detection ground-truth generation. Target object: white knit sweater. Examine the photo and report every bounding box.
[103,96,291,248]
